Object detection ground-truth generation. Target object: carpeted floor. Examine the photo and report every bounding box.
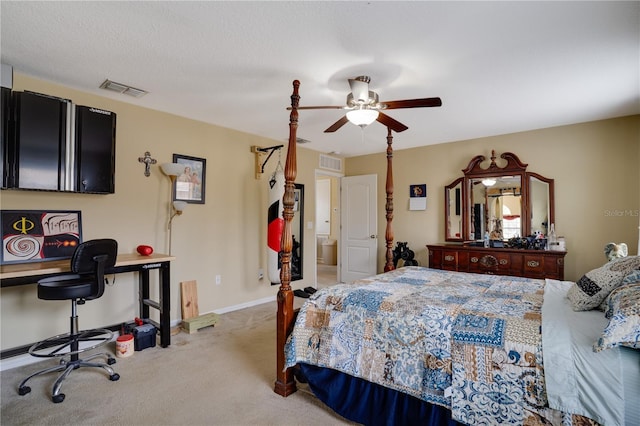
[0,300,356,426]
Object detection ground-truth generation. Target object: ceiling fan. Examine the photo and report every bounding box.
[290,76,442,133]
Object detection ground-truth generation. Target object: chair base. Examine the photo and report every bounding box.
[18,353,120,403]
[28,328,114,358]
[18,329,119,403]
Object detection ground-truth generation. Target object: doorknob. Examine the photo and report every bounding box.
[370,235,376,239]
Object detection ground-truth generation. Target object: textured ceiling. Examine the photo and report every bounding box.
[1,1,638,157]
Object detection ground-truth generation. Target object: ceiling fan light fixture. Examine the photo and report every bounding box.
[482,178,497,187]
[346,108,379,128]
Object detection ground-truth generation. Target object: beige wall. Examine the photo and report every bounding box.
[1,74,325,350]
[1,73,638,353]
[346,115,640,282]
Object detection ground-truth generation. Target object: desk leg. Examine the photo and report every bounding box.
[139,269,150,319]
[159,262,171,348]
[137,263,171,348]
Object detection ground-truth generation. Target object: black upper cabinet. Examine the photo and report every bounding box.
[75,105,116,193]
[12,91,68,191]
[4,91,116,194]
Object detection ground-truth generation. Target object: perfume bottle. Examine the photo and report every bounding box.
[548,223,557,250]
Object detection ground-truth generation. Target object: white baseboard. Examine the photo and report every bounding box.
[0,296,276,372]
[210,295,275,315]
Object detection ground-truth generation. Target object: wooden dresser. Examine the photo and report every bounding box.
[427,244,567,280]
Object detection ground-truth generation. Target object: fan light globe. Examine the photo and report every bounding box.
[346,109,379,127]
[482,178,497,187]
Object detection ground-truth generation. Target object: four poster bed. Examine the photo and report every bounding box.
[274,81,640,425]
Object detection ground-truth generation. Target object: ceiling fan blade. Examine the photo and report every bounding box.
[286,105,345,110]
[324,116,350,133]
[348,78,370,103]
[376,112,409,133]
[382,97,442,109]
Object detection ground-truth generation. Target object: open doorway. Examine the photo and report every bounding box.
[315,172,340,287]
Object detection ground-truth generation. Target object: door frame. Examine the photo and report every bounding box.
[314,169,343,284]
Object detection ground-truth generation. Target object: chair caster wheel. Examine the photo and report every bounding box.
[107,357,116,365]
[18,386,31,396]
[110,373,120,381]
[52,393,65,403]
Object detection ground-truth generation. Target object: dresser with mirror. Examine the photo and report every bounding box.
[428,150,567,280]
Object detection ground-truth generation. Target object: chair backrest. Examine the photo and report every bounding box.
[70,239,118,299]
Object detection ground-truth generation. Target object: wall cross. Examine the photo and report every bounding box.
[138,151,157,177]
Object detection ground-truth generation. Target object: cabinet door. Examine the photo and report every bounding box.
[13,92,67,190]
[1,87,11,188]
[75,105,116,193]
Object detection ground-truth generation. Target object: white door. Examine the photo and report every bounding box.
[316,178,331,235]
[340,174,377,282]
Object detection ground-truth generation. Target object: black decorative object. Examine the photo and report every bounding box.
[392,242,419,268]
[506,236,547,250]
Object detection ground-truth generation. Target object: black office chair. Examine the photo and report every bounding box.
[18,239,120,403]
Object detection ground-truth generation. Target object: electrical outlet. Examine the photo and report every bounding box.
[215,275,221,285]
[258,269,264,280]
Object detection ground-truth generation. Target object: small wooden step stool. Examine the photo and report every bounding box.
[180,280,218,334]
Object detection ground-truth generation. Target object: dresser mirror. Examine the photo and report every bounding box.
[444,151,554,243]
[445,178,463,240]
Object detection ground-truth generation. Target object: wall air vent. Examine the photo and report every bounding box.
[99,79,148,98]
[319,154,342,172]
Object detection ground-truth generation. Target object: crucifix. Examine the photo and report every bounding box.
[138,151,157,177]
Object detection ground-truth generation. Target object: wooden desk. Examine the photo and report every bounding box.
[1,253,176,351]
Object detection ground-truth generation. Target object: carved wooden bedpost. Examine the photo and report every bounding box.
[384,127,395,272]
[274,80,299,397]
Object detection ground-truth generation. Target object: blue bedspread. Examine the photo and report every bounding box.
[285,266,596,425]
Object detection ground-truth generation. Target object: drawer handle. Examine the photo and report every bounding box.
[471,257,478,263]
[499,259,508,265]
[527,260,540,267]
[444,255,455,262]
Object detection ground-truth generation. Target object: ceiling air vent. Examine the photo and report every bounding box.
[100,79,148,98]
[319,154,342,172]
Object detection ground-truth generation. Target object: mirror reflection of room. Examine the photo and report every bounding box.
[469,177,523,241]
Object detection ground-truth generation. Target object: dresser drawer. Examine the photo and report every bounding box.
[427,245,566,280]
[441,251,459,271]
[523,254,545,278]
[468,252,511,274]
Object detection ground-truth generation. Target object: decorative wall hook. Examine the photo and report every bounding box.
[250,145,284,179]
[138,151,157,177]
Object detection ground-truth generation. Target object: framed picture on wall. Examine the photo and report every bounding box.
[172,154,206,204]
[1,210,83,264]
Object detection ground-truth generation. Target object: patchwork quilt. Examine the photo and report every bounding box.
[285,266,597,425]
